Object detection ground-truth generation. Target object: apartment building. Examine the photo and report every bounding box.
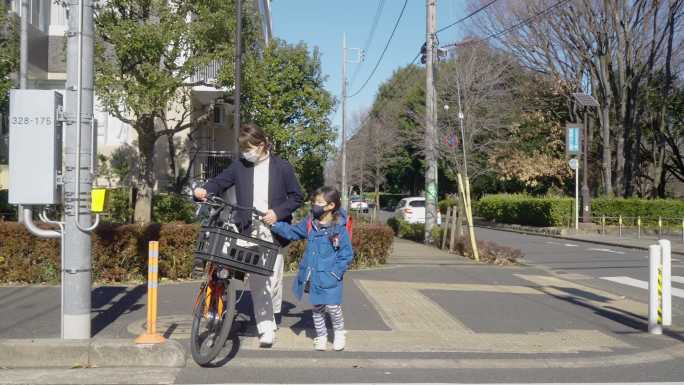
[0,0,272,191]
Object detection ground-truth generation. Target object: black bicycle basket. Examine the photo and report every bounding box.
[195,226,279,276]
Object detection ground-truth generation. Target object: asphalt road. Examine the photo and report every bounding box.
[474,227,684,315]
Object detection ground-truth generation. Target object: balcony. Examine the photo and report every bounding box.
[187,60,225,88]
[191,150,233,183]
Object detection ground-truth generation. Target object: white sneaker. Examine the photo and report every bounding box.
[333,330,346,351]
[259,330,274,348]
[313,336,327,351]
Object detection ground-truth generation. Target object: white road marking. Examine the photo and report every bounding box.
[564,243,578,247]
[601,276,684,298]
[588,247,625,255]
[671,276,684,284]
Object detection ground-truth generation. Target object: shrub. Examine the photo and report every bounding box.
[450,236,523,265]
[0,221,393,284]
[438,197,459,214]
[0,190,17,221]
[286,223,394,272]
[387,217,442,245]
[476,194,573,227]
[152,193,196,224]
[103,188,134,224]
[591,197,684,224]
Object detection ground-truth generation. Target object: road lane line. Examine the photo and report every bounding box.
[601,276,684,298]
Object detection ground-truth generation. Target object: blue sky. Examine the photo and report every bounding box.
[270,0,469,133]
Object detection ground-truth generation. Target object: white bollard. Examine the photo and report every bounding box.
[649,244,662,335]
[659,239,672,326]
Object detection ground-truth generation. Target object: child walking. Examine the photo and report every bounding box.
[271,186,353,351]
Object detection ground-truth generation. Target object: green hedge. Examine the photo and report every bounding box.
[591,197,684,220]
[0,221,394,284]
[476,194,573,227]
[476,194,684,227]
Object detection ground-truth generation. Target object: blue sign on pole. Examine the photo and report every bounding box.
[566,123,583,155]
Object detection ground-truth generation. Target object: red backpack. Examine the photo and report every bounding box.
[306,215,353,241]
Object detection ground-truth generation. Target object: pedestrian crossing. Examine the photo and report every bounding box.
[601,275,684,298]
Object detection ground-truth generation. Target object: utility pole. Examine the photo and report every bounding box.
[62,0,96,339]
[340,34,362,210]
[341,33,348,209]
[581,108,591,223]
[234,0,243,158]
[19,0,28,89]
[424,0,438,244]
[17,0,28,223]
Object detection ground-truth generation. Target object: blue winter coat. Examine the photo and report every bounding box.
[271,212,353,305]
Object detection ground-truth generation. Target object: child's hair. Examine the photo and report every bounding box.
[239,123,271,151]
[312,186,341,214]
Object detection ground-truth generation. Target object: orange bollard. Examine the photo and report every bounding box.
[135,241,166,344]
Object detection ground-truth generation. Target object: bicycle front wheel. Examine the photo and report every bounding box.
[190,279,236,366]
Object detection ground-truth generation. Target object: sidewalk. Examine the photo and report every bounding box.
[476,221,684,255]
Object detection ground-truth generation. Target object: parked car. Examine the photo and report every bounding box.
[350,196,369,213]
[394,197,441,224]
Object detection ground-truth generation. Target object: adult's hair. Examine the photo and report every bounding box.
[238,123,271,151]
[313,186,341,213]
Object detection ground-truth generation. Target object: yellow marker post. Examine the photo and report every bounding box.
[135,241,165,344]
[637,216,642,239]
[457,173,479,262]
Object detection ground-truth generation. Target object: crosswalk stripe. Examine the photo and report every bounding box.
[601,276,684,298]
[671,276,684,284]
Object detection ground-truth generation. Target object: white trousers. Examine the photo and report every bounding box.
[250,223,284,335]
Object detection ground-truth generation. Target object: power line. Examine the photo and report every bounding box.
[436,0,500,34]
[348,0,408,98]
[350,0,387,87]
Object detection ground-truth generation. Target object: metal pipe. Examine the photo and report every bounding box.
[22,207,60,238]
[19,0,28,89]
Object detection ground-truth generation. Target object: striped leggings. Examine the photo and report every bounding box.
[312,304,344,338]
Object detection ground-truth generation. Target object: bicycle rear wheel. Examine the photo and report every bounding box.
[190,278,236,366]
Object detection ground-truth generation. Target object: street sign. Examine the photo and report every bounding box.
[566,123,582,156]
[569,158,579,170]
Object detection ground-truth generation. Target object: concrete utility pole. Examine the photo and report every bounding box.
[63,0,96,339]
[424,0,438,244]
[19,0,28,89]
[341,33,348,209]
[234,0,243,157]
[582,108,591,223]
[18,0,28,223]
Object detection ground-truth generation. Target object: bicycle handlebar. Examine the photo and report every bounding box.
[198,195,267,218]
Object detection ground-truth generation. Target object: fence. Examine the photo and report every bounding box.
[564,215,684,243]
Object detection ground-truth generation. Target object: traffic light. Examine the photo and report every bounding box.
[420,42,427,64]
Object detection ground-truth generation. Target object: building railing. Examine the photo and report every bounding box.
[186,60,224,86]
[191,150,233,183]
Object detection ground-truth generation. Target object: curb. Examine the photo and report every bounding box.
[0,338,186,368]
[475,224,684,256]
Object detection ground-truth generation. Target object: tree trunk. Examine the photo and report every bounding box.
[134,117,157,224]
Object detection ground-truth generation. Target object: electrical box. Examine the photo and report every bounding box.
[8,90,63,205]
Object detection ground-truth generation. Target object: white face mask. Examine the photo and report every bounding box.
[241,148,261,163]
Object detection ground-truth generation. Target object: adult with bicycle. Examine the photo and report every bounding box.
[193,123,304,347]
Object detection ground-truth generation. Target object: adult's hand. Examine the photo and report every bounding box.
[193,188,208,201]
[263,209,278,225]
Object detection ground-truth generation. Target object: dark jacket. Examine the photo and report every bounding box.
[203,155,304,246]
[271,211,353,305]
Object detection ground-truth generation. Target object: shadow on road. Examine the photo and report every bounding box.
[91,285,146,336]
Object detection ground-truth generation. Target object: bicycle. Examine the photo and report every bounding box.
[190,195,280,366]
